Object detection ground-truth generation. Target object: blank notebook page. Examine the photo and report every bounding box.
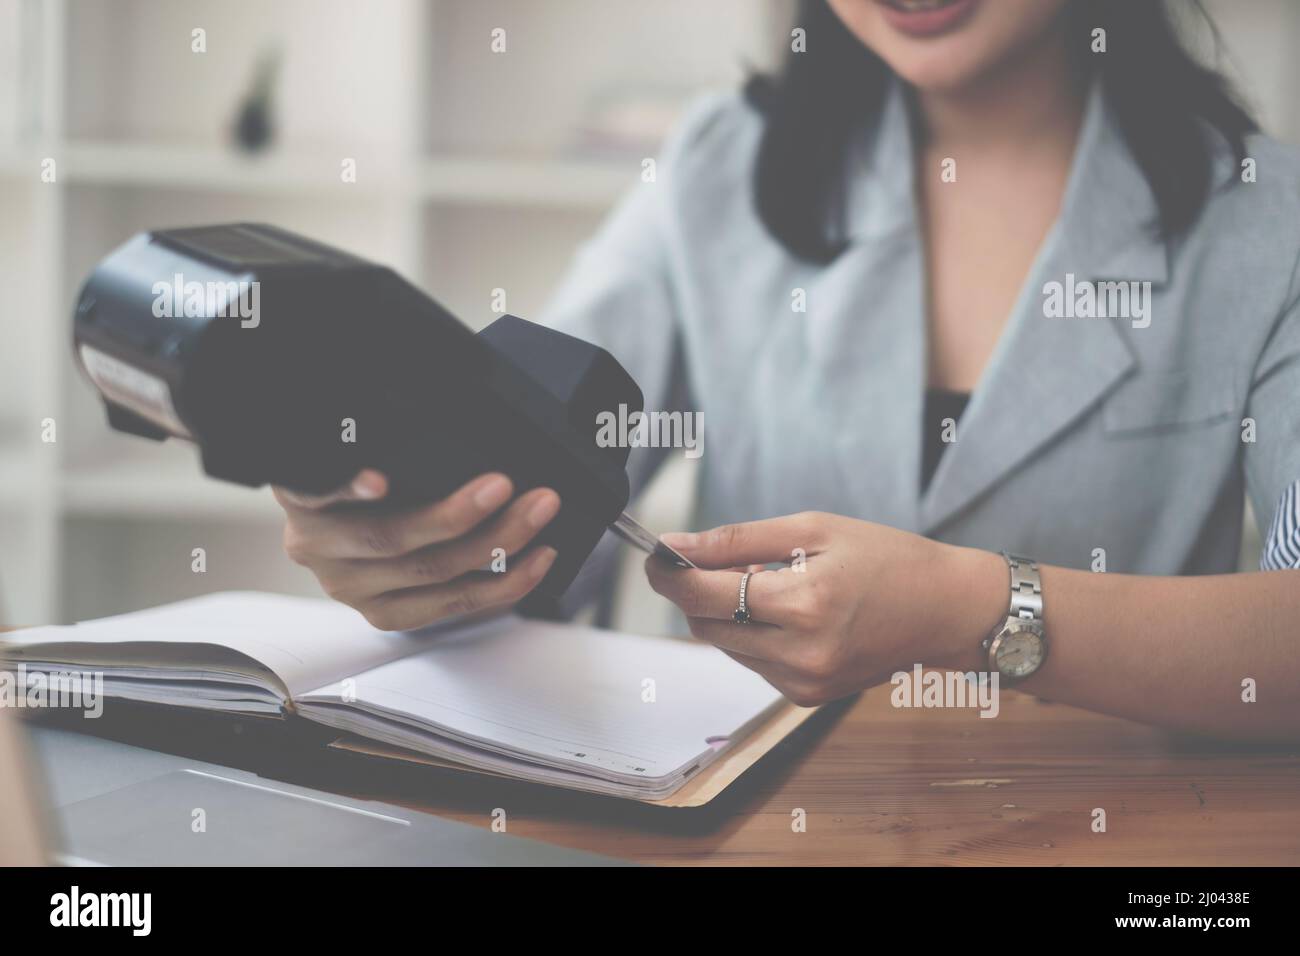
[297,615,785,783]
[7,592,454,699]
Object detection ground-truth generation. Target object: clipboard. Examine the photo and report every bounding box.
[328,700,819,808]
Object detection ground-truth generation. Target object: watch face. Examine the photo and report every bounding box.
[994,627,1045,680]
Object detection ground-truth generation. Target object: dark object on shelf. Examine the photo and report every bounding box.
[71,223,645,604]
[231,47,280,152]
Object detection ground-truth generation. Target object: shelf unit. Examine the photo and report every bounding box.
[0,0,786,626]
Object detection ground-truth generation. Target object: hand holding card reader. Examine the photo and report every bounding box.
[72,223,692,606]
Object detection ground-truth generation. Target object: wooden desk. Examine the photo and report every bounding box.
[21,684,1300,866]
[358,685,1300,866]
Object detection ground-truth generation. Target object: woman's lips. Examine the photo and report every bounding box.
[875,0,979,38]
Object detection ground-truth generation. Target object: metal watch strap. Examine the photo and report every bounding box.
[981,553,1046,682]
[1004,552,1042,623]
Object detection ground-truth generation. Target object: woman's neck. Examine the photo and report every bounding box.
[914,29,1084,155]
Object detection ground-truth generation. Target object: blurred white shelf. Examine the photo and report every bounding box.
[60,449,282,520]
[61,141,407,198]
[410,154,636,208]
[0,447,50,510]
[0,141,635,208]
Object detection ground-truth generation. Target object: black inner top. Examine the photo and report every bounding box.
[921,387,971,493]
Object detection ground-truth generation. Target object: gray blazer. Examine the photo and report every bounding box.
[540,81,1300,580]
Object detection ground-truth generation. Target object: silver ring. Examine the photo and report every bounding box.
[733,571,753,625]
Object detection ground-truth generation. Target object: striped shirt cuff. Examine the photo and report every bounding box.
[1261,480,1300,570]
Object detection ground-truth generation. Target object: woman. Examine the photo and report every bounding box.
[275,0,1300,740]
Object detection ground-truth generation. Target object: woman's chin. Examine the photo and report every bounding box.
[883,52,989,94]
[832,0,1069,97]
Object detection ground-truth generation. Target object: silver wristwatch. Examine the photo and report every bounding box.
[981,553,1047,683]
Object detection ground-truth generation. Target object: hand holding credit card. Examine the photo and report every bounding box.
[611,512,696,568]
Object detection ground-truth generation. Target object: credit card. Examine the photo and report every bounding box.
[610,512,696,568]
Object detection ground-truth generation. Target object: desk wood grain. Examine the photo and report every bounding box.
[14,674,1300,866]
[371,685,1300,866]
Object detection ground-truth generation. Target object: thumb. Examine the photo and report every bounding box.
[660,514,822,570]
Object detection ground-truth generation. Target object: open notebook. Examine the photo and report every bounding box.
[1,592,789,801]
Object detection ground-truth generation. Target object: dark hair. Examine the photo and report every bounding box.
[745,0,1257,263]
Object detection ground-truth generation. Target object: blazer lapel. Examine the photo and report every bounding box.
[919,84,1169,534]
[811,84,927,530]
